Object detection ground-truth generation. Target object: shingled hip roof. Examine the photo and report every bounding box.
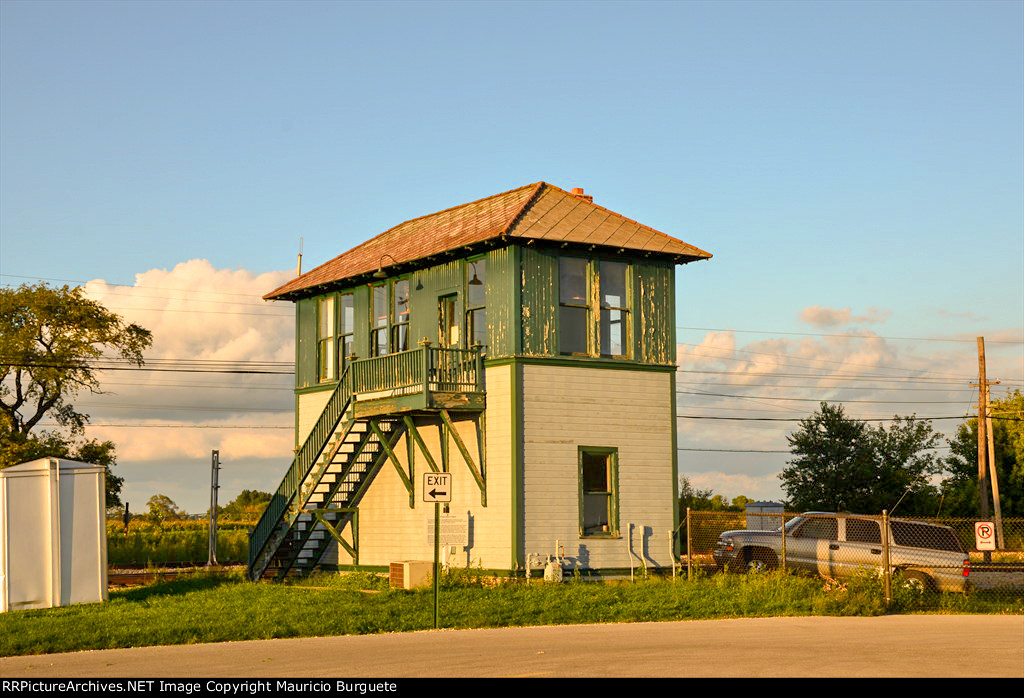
[265,181,711,300]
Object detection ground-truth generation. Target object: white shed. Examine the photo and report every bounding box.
[745,501,785,531]
[0,458,108,612]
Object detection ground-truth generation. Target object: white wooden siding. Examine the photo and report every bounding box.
[520,365,674,570]
[330,364,512,570]
[296,390,333,448]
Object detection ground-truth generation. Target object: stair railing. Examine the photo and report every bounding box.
[248,366,354,577]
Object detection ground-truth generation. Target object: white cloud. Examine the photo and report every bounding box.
[799,305,891,328]
[73,260,297,512]
[675,325,1023,502]
[680,470,786,504]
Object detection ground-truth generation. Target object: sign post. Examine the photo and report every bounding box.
[423,473,451,629]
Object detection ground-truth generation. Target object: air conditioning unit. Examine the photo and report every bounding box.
[389,561,433,590]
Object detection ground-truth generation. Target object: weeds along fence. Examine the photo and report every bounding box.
[106,519,250,566]
[681,510,1024,606]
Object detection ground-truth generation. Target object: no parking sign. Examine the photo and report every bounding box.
[975,521,996,551]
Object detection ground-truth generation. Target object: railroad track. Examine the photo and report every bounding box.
[107,565,244,587]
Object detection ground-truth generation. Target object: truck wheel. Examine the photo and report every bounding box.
[899,570,934,593]
[745,548,777,573]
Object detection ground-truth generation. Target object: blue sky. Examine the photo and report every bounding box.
[1,0,1022,513]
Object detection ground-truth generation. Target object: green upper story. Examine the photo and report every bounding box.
[264,182,711,392]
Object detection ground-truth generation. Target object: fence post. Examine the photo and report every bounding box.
[686,507,692,581]
[882,509,891,605]
[670,530,676,579]
[780,511,786,574]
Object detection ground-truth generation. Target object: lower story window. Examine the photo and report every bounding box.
[579,446,618,537]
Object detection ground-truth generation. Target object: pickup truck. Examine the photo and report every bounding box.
[712,512,971,592]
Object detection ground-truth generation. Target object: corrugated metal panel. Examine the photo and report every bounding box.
[485,246,517,358]
[295,297,317,388]
[520,247,558,356]
[636,261,674,364]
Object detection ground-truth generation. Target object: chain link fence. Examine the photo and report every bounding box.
[679,509,1024,606]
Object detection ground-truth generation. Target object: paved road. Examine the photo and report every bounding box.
[2,615,1022,678]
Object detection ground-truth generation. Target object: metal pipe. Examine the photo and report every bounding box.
[626,524,634,582]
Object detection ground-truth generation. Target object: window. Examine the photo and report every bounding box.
[466,259,487,347]
[339,293,354,371]
[559,257,589,355]
[890,521,963,552]
[795,517,838,540]
[559,256,632,358]
[370,283,388,357]
[599,260,629,358]
[392,279,410,352]
[317,295,336,381]
[579,447,618,537]
[845,518,881,544]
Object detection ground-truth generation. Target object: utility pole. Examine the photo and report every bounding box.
[987,389,1005,549]
[976,338,990,522]
[208,450,220,566]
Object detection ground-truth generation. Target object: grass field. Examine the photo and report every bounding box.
[2,567,1021,657]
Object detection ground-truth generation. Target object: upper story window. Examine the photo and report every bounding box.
[466,259,487,347]
[559,256,631,358]
[599,260,629,358]
[392,279,410,352]
[339,293,354,371]
[317,295,336,382]
[370,283,388,357]
[370,279,412,357]
[558,257,589,355]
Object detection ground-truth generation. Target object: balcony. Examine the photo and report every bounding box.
[347,345,485,417]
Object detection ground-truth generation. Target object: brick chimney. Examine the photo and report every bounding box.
[570,187,593,203]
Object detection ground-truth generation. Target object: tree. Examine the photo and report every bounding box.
[221,489,271,521]
[0,422,124,507]
[731,495,754,510]
[0,283,151,507]
[678,476,751,512]
[147,494,183,523]
[941,390,1024,517]
[779,403,942,514]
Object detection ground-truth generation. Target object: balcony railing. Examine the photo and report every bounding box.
[350,345,484,400]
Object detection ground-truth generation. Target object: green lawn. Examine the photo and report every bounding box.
[1,568,1020,657]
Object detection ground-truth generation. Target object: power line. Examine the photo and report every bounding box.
[40,422,292,429]
[1,273,276,299]
[676,414,1021,422]
[679,326,1024,345]
[98,305,291,318]
[676,389,979,405]
[680,341,983,381]
[78,403,288,412]
[678,368,984,384]
[675,380,976,392]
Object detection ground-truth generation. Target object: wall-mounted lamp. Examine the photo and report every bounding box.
[373,253,398,279]
[468,261,483,286]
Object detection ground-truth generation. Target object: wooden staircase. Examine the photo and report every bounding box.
[248,346,484,582]
[258,416,404,580]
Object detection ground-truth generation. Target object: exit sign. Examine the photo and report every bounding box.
[423,473,451,503]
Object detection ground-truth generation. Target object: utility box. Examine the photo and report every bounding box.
[745,501,784,531]
[0,458,108,612]
[389,561,433,590]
